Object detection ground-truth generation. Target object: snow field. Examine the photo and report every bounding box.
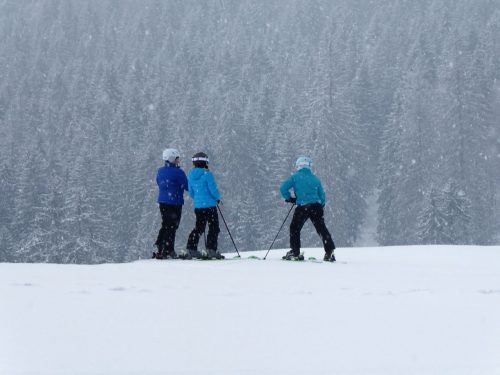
[1,245,500,375]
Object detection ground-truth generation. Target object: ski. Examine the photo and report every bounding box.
[152,252,179,260]
[152,253,340,262]
[226,255,262,260]
[198,256,226,261]
[282,257,338,263]
[198,255,262,261]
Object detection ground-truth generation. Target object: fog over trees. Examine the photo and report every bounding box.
[1,0,499,263]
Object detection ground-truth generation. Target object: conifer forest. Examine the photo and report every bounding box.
[0,0,499,263]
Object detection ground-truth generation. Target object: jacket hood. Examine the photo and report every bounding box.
[297,167,312,174]
[190,167,207,181]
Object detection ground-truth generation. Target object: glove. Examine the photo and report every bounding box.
[285,197,297,204]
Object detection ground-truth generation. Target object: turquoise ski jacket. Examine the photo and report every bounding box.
[188,167,221,209]
[280,168,326,206]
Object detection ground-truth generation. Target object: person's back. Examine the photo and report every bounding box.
[184,152,223,260]
[279,156,336,262]
[157,162,188,205]
[154,148,188,259]
[280,168,325,207]
[188,167,220,209]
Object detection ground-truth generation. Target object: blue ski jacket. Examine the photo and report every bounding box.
[156,161,188,205]
[280,168,326,206]
[188,167,221,209]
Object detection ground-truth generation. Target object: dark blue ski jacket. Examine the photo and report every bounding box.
[156,161,188,205]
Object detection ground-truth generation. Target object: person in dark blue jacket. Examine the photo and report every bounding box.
[154,148,188,259]
[280,156,336,261]
[181,152,224,260]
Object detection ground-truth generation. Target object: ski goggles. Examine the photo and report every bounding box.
[192,156,209,162]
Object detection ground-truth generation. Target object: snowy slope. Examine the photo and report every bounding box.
[1,246,500,375]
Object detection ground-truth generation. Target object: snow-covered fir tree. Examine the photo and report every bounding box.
[417,187,450,245]
[0,0,499,263]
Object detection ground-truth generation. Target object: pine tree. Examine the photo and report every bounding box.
[417,187,450,245]
[0,162,16,260]
[442,179,471,244]
[377,94,405,246]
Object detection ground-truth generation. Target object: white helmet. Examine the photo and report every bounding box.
[162,148,180,163]
[295,156,313,170]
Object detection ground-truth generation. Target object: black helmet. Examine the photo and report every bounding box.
[192,152,209,168]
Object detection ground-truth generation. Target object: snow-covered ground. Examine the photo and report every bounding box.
[1,245,500,375]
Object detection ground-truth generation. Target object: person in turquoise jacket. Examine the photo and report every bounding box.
[280,156,336,261]
[181,152,224,260]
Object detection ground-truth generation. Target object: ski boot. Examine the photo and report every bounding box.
[189,249,203,259]
[178,249,204,260]
[282,250,304,261]
[202,249,225,260]
[164,250,178,259]
[153,243,164,259]
[209,249,225,260]
[153,242,160,259]
[177,250,192,260]
[324,249,336,262]
[215,251,225,260]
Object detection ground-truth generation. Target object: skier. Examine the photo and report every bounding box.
[181,152,224,260]
[279,156,336,261]
[154,148,188,259]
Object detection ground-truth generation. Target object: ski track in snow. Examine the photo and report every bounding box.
[1,245,500,375]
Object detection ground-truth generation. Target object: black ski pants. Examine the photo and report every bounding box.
[187,207,220,251]
[290,203,335,254]
[155,204,182,254]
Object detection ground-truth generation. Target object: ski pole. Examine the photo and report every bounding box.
[217,204,241,257]
[263,204,295,260]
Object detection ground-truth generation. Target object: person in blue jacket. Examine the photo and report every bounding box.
[280,156,336,261]
[181,152,224,260]
[154,148,188,259]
